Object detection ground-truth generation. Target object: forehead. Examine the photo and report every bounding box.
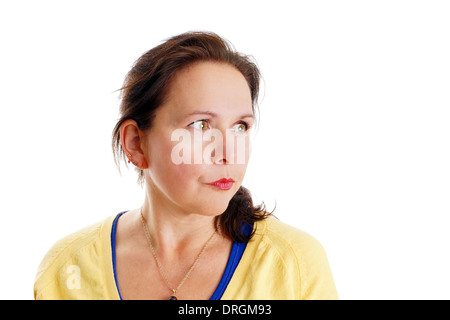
[160,61,253,122]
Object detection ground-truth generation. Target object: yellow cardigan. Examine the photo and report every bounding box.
[34,214,338,300]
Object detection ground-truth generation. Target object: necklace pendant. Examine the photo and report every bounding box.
[169,295,177,300]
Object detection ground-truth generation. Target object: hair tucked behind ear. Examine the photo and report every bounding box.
[112,31,273,242]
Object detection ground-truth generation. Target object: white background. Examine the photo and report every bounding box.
[1,0,449,299]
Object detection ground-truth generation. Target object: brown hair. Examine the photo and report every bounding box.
[112,31,272,242]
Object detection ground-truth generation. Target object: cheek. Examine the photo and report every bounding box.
[147,134,203,195]
[149,136,198,182]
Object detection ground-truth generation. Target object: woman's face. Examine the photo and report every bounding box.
[142,61,254,217]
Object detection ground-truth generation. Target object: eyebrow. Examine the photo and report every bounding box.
[185,110,255,119]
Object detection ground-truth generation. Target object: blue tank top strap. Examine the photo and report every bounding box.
[209,222,252,300]
[111,211,126,300]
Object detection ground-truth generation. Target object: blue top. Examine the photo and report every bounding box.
[111,211,250,300]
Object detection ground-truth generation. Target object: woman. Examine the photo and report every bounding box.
[34,31,338,300]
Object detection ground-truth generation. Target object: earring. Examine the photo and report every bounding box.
[126,153,138,166]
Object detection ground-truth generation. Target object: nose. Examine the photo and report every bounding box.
[214,154,228,165]
[205,128,248,165]
[207,128,230,165]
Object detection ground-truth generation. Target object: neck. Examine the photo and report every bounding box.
[139,184,219,257]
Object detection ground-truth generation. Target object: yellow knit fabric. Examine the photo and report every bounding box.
[34,215,338,300]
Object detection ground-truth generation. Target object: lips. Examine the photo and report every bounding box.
[207,178,235,190]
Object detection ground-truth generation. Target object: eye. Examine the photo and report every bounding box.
[231,121,249,133]
[188,119,209,130]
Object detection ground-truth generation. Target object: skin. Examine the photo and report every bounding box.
[115,61,255,299]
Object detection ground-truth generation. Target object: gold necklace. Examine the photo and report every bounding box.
[139,208,217,300]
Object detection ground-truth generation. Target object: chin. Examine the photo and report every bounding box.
[179,183,239,216]
[191,197,232,217]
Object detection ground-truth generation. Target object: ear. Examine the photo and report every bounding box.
[119,119,149,169]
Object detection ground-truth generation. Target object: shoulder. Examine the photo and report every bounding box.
[255,217,326,259]
[34,215,117,299]
[251,217,338,299]
[35,218,107,280]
